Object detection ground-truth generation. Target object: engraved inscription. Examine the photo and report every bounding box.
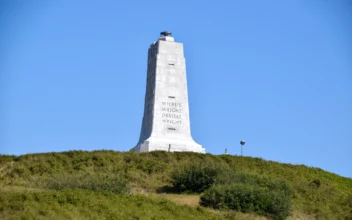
[161,101,183,125]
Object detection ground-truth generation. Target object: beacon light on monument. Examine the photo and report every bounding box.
[131,32,205,153]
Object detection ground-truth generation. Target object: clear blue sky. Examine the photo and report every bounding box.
[0,1,351,177]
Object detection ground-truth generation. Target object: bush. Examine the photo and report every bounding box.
[200,182,292,220]
[309,179,321,188]
[0,155,14,164]
[170,162,227,193]
[44,173,129,194]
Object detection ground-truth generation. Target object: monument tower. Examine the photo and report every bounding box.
[132,32,205,153]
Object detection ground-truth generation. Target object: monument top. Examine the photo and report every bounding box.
[159,31,174,42]
[160,31,172,37]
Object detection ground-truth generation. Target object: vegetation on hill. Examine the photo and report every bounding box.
[0,150,351,219]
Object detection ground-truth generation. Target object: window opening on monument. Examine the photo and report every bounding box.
[168,128,176,131]
[169,63,174,66]
[168,96,175,99]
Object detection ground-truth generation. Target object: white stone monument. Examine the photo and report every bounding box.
[132,31,205,153]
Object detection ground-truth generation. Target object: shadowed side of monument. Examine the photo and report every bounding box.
[132,32,205,153]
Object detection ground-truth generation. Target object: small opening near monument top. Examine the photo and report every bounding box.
[168,128,176,131]
[168,96,175,99]
[169,63,174,66]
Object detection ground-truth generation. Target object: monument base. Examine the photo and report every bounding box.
[132,138,205,153]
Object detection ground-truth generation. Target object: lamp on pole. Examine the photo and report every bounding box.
[240,140,246,156]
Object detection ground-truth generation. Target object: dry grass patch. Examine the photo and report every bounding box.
[133,191,269,220]
[152,193,200,207]
[133,191,200,207]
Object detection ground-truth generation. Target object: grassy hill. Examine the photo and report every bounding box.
[0,150,351,219]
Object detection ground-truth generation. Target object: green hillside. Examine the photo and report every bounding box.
[0,151,351,219]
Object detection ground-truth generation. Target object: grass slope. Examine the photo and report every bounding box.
[1,188,227,220]
[1,151,351,219]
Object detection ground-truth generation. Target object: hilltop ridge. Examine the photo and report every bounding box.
[1,151,351,219]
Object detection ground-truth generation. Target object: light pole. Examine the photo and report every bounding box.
[240,140,246,156]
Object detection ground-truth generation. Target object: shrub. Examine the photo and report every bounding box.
[0,155,14,164]
[170,162,227,193]
[200,183,291,219]
[136,159,167,174]
[44,173,129,194]
[200,182,292,220]
[309,179,321,188]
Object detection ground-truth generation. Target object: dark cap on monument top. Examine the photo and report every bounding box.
[160,31,172,37]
